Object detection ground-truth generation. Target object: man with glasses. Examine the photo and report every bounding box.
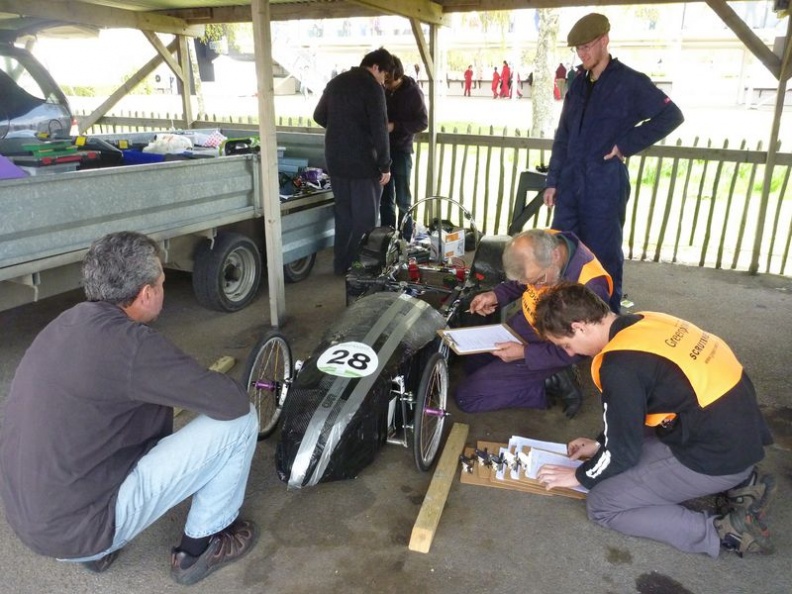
[455,229,612,418]
[542,13,684,313]
[314,47,395,275]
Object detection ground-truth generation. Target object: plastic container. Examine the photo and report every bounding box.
[278,157,309,174]
[18,162,78,176]
[408,257,421,282]
[121,149,166,165]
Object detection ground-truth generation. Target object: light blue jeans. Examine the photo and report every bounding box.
[63,405,259,563]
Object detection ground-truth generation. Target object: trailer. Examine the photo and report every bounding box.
[0,131,333,313]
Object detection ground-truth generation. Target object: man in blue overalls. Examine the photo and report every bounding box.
[543,13,684,312]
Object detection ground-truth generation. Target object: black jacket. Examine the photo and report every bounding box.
[575,315,771,491]
[314,66,390,178]
[386,75,428,154]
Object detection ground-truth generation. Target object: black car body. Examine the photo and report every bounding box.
[0,41,73,143]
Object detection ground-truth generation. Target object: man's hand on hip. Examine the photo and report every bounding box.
[604,145,625,162]
[543,187,557,207]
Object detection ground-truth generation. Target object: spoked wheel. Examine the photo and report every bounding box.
[412,351,449,471]
[242,330,293,440]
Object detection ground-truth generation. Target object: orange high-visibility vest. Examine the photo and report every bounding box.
[591,312,743,426]
[521,238,613,327]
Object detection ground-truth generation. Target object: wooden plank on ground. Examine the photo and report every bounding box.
[175,356,236,417]
[408,422,469,554]
[208,355,236,374]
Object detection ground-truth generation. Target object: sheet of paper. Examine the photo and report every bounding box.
[524,448,588,494]
[439,324,522,354]
[508,436,568,456]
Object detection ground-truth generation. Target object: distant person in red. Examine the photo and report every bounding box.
[500,60,511,98]
[491,67,500,99]
[555,62,568,99]
[463,65,473,97]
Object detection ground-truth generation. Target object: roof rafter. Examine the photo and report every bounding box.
[347,0,450,26]
[0,0,203,36]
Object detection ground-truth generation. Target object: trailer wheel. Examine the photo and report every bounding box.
[283,253,316,283]
[193,232,262,312]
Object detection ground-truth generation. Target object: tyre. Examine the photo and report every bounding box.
[412,351,449,471]
[192,232,262,312]
[241,330,293,440]
[283,253,316,283]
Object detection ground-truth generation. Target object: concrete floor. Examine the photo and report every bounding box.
[0,250,790,594]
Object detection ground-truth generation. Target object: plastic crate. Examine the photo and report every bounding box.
[121,149,166,165]
[278,157,309,174]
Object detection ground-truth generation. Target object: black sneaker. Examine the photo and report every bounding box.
[170,519,259,586]
[714,508,774,557]
[81,549,120,573]
[544,367,583,419]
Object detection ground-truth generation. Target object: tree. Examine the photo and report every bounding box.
[531,8,560,140]
[478,10,511,39]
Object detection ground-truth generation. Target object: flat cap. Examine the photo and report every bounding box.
[567,13,610,47]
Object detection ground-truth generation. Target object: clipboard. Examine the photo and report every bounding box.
[437,324,525,355]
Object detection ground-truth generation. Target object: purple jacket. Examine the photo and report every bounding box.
[493,231,612,370]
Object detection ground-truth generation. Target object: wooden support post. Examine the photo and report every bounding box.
[174,356,236,417]
[409,422,469,553]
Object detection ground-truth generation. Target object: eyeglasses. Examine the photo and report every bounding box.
[523,270,548,287]
[575,36,602,54]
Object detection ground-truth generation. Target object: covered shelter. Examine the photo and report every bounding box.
[0,0,789,325]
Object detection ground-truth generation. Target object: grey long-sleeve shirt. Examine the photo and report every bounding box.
[0,301,250,558]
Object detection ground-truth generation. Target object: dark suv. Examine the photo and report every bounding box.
[0,41,74,143]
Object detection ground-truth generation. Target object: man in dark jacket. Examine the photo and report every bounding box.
[0,231,259,585]
[381,56,428,241]
[534,283,776,558]
[314,47,395,275]
[543,14,684,312]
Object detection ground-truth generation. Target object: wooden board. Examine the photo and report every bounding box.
[409,422,470,553]
[459,440,586,500]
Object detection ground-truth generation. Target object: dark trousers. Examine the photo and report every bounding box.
[379,151,414,241]
[551,162,630,312]
[454,353,560,413]
[332,176,381,275]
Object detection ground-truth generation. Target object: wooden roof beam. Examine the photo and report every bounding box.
[0,0,203,36]
[439,0,656,11]
[348,0,450,27]
[705,0,780,79]
[159,4,380,24]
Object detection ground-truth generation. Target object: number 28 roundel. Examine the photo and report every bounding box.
[316,341,380,378]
